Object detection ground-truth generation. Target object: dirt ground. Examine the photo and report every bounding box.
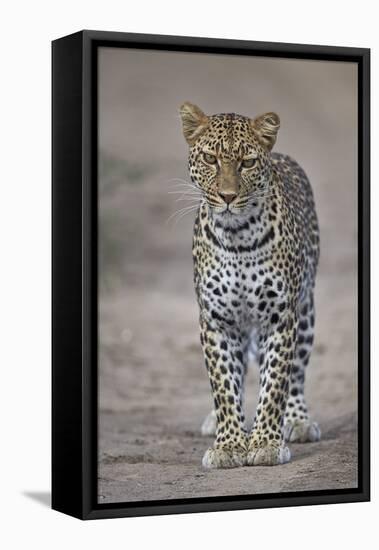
[97,49,358,503]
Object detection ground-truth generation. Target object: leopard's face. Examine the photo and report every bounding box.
[180,103,280,218]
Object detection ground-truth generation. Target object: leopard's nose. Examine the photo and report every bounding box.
[218,191,237,204]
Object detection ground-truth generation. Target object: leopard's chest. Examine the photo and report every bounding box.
[197,249,288,328]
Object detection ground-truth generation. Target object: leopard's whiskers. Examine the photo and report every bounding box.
[167,178,199,189]
[168,191,203,200]
[168,189,201,194]
[175,196,203,203]
[167,178,202,193]
[166,202,201,226]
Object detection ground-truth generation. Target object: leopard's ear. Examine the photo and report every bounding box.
[179,102,209,145]
[251,112,280,150]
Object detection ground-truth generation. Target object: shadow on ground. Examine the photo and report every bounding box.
[23,492,51,508]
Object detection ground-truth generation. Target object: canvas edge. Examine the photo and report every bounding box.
[52,30,370,521]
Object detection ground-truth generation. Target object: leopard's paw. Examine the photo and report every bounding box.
[202,445,247,469]
[201,410,217,436]
[247,444,291,466]
[284,420,321,443]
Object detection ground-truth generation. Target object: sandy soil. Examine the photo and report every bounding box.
[97,50,358,503]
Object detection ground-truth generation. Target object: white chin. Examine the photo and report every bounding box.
[211,205,228,215]
[222,207,241,217]
[209,204,247,218]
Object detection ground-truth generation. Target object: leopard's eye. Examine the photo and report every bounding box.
[241,158,257,169]
[203,152,217,165]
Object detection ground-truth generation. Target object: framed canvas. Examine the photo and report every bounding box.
[52,30,370,520]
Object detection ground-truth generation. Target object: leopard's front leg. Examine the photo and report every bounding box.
[200,317,248,469]
[247,313,297,466]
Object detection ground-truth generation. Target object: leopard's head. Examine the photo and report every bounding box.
[179,102,280,218]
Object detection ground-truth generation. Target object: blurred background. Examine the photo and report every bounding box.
[98,47,358,503]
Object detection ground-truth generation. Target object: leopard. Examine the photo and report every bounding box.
[178,102,321,469]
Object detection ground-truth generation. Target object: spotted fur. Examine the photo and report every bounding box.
[179,102,321,468]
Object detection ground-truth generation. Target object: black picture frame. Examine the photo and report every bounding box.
[52,30,370,520]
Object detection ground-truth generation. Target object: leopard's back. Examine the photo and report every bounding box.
[272,152,320,292]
